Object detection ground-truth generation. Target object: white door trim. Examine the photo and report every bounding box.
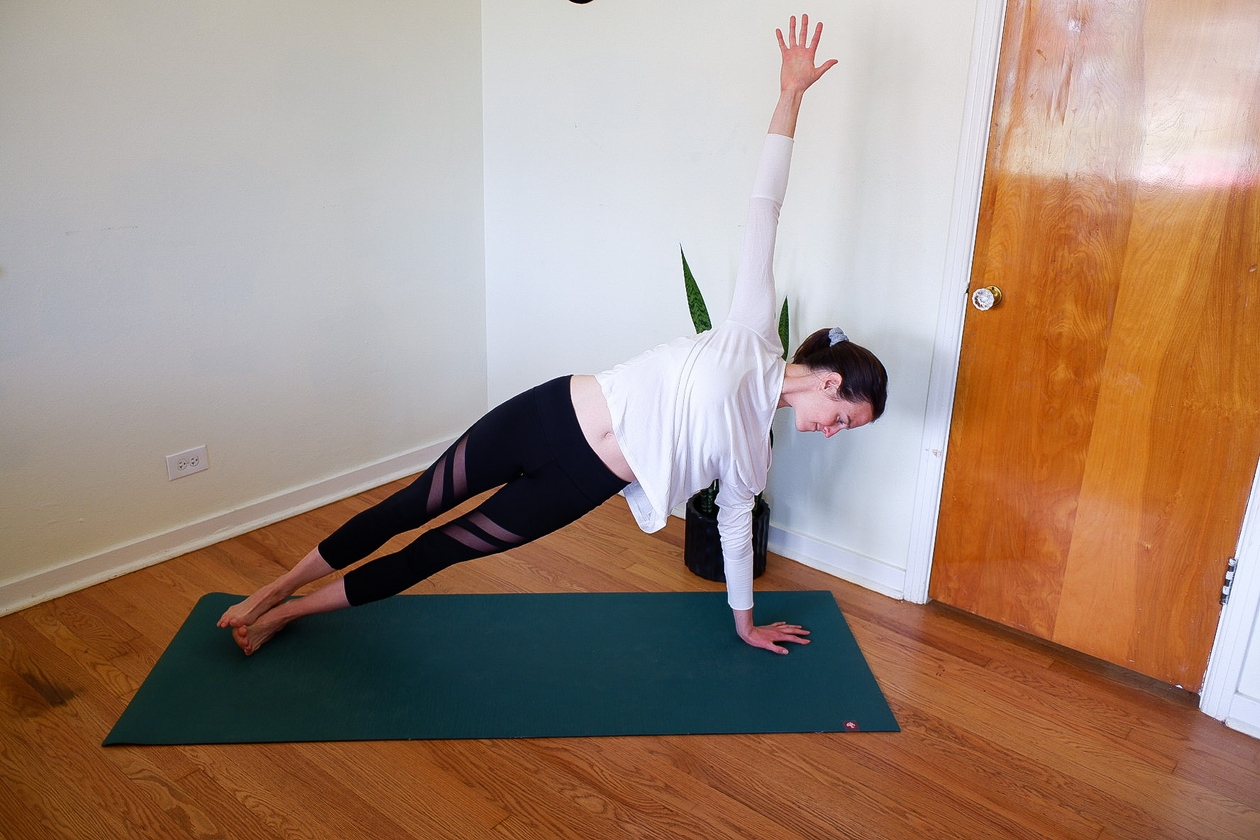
[903,0,1006,604]
[1201,460,1260,721]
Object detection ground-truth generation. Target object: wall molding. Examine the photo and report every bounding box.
[0,438,454,617]
[768,525,906,601]
[1226,694,1260,741]
[665,506,907,600]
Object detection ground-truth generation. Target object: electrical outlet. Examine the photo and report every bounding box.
[166,445,209,481]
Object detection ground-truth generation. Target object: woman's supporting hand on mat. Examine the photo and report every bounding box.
[734,610,811,655]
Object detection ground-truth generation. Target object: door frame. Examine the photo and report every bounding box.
[903,0,1260,721]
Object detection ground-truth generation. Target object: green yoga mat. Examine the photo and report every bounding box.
[104,590,897,745]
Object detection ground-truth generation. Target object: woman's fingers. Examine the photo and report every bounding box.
[761,621,811,642]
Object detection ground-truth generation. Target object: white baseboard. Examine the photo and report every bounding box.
[768,524,906,600]
[666,507,906,600]
[0,438,455,617]
[1225,694,1260,740]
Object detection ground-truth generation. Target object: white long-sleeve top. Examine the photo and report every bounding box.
[596,133,794,611]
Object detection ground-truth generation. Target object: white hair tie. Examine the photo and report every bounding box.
[828,327,849,346]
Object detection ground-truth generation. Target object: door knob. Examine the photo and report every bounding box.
[971,285,1003,311]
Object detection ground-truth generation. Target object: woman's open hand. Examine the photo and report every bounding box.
[739,620,812,654]
[777,14,838,95]
[768,14,838,138]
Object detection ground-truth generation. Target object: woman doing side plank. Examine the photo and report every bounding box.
[219,15,887,656]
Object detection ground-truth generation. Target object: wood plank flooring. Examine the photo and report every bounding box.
[2,477,1258,839]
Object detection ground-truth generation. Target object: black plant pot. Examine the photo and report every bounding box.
[683,493,770,582]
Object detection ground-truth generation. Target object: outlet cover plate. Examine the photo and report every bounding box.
[166,445,209,481]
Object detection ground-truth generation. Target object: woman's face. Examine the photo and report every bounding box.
[792,375,874,438]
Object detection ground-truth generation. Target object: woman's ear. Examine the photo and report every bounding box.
[822,371,844,397]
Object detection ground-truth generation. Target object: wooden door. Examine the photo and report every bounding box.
[930,0,1260,690]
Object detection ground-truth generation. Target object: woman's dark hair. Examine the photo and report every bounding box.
[792,328,888,420]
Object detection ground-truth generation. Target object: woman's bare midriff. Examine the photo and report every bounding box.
[569,375,636,483]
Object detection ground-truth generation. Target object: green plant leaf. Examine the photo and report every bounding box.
[681,247,711,334]
[778,298,790,360]
[696,479,720,515]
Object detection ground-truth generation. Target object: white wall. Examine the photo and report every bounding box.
[483,0,979,594]
[0,0,487,610]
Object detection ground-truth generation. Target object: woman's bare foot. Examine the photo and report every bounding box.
[231,608,291,655]
[216,547,337,630]
[223,577,352,656]
[217,583,290,629]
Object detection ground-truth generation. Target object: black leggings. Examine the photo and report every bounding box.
[319,376,629,606]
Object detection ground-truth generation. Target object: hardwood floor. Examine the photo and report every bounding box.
[3,477,1258,839]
